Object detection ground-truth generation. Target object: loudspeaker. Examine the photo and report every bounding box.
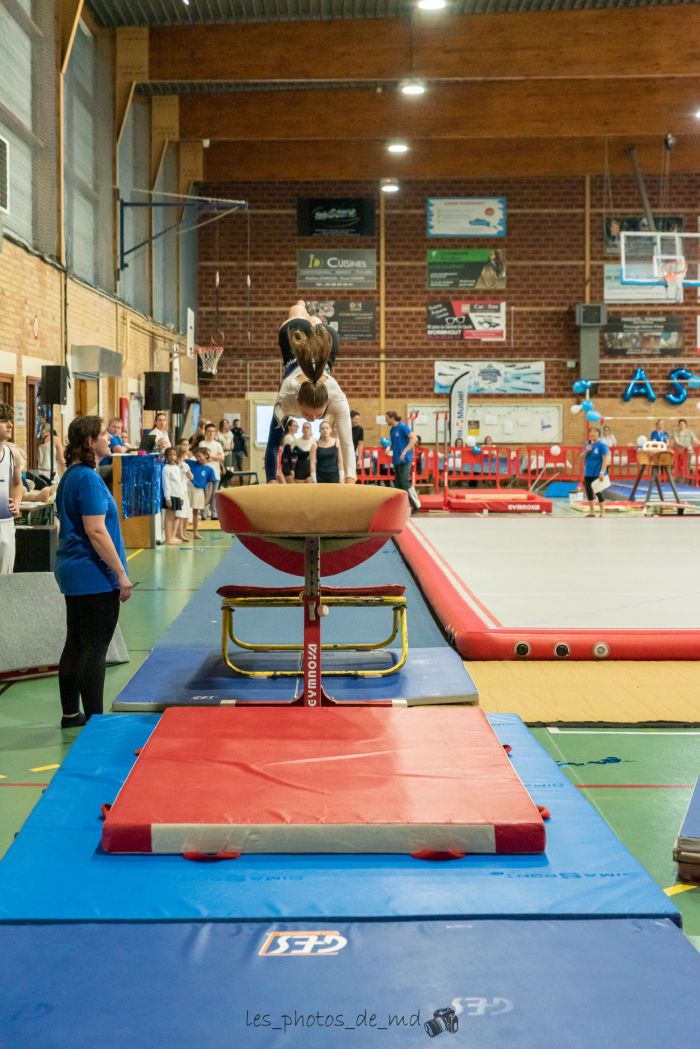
[144,372,171,411]
[40,365,68,406]
[14,526,58,573]
[171,393,187,415]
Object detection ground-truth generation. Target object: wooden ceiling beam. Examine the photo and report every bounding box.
[204,136,700,181]
[150,9,700,84]
[180,79,700,142]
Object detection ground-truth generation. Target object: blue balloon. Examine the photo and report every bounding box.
[581,399,593,411]
[623,367,656,403]
[586,410,602,422]
[665,367,692,406]
[688,376,700,390]
[379,437,390,449]
[472,445,482,455]
[572,380,590,395]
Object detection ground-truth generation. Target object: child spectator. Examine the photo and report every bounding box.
[161,447,187,545]
[199,423,225,518]
[175,447,192,542]
[187,447,216,539]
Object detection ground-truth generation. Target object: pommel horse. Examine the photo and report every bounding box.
[216,484,410,705]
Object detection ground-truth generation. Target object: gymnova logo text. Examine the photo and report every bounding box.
[259,931,349,956]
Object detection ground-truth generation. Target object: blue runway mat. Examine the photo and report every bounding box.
[112,645,477,708]
[0,714,678,923]
[1,918,698,1049]
[608,479,700,503]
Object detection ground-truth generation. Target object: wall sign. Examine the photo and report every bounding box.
[297,249,377,290]
[426,301,506,341]
[604,315,683,356]
[297,198,375,237]
[426,249,506,291]
[306,299,376,341]
[427,197,506,238]
[434,359,544,395]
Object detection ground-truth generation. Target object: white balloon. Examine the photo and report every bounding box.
[465,436,476,448]
[570,404,583,414]
[550,445,561,455]
[637,435,647,447]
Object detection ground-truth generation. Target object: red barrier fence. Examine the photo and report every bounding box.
[357,445,700,492]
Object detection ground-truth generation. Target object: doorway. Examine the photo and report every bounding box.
[25,377,40,470]
[74,375,100,418]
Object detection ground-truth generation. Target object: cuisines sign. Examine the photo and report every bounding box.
[297,249,377,290]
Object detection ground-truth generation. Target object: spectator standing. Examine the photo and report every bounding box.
[187,447,216,538]
[311,420,342,483]
[37,426,66,481]
[231,417,249,478]
[292,421,315,483]
[54,416,132,727]
[601,424,617,448]
[175,448,193,542]
[350,410,365,470]
[199,423,225,518]
[650,418,669,444]
[0,403,23,574]
[385,410,421,511]
[671,418,699,452]
[216,418,234,475]
[162,447,187,545]
[281,419,299,484]
[583,426,610,518]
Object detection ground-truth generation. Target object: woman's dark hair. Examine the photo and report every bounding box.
[678,418,687,426]
[284,418,298,434]
[218,419,229,430]
[64,415,102,469]
[289,320,332,413]
[385,411,401,423]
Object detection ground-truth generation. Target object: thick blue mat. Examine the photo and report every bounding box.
[112,645,476,708]
[0,714,678,923]
[1,919,698,1049]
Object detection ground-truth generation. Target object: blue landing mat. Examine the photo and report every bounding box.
[2,919,698,1049]
[132,539,446,649]
[112,645,477,708]
[608,479,700,502]
[0,714,678,923]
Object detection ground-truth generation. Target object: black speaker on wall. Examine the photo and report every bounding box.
[40,365,68,406]
[171,393,188,415]
[144,372,172,411]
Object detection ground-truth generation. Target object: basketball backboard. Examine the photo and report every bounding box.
[620,231,700,287]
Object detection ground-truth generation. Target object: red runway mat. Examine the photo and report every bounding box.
[102,707,546,856]
[420,490,552,513]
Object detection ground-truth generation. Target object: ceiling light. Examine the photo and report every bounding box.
[695,109,700,119]
[400,79,426,97]
[380,178,400,194]
[387,142,409,154]
[417,0,447,9]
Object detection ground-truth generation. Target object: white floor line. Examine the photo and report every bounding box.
[548,728,700,735]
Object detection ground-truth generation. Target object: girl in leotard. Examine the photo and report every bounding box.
[311,420,342,484]
[292,422,314,483]
[265,302,355,484]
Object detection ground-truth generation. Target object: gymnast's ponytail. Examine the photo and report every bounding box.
[289,321,333,412]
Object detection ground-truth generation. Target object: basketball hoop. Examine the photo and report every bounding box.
[661,257,688,287]
[197,344,224,376]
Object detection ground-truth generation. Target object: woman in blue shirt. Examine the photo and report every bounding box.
[583,426,611,518]
[55,417,132,728]
[650,418,669,444]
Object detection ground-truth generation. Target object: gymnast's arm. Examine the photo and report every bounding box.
[328,387,356,483]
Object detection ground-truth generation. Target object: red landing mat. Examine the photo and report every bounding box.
[420,491,552,513]
[102,707,545,856]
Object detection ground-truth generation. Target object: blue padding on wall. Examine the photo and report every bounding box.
[0,715,678,923]
[112,645,476,709]
[2,919,699,1048]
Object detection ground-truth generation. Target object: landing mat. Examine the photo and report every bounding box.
[112,645,477,709]
[0,714,678,923]
[1,919,698,1049]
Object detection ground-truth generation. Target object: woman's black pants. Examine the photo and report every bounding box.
[59,591,120,719]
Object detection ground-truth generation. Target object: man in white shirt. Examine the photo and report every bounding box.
[199,423,225,519]
[0,403,23,574]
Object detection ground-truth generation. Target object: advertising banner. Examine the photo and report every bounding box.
[603,315,683,356]
[426,249,506,291]
[297,249,377,290]
[426,300,506,341]
[434,359,545,395]
[427,197,506,238]
[604,264,683,304]
[297,198,375,237]
[306,299,376,341]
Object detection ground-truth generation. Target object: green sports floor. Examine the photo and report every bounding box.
[0,531,698,947]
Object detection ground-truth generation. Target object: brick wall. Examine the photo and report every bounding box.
[0,236,196,455]
[197,174,700,440]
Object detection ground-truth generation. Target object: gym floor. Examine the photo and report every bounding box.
[0,528,697,946]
